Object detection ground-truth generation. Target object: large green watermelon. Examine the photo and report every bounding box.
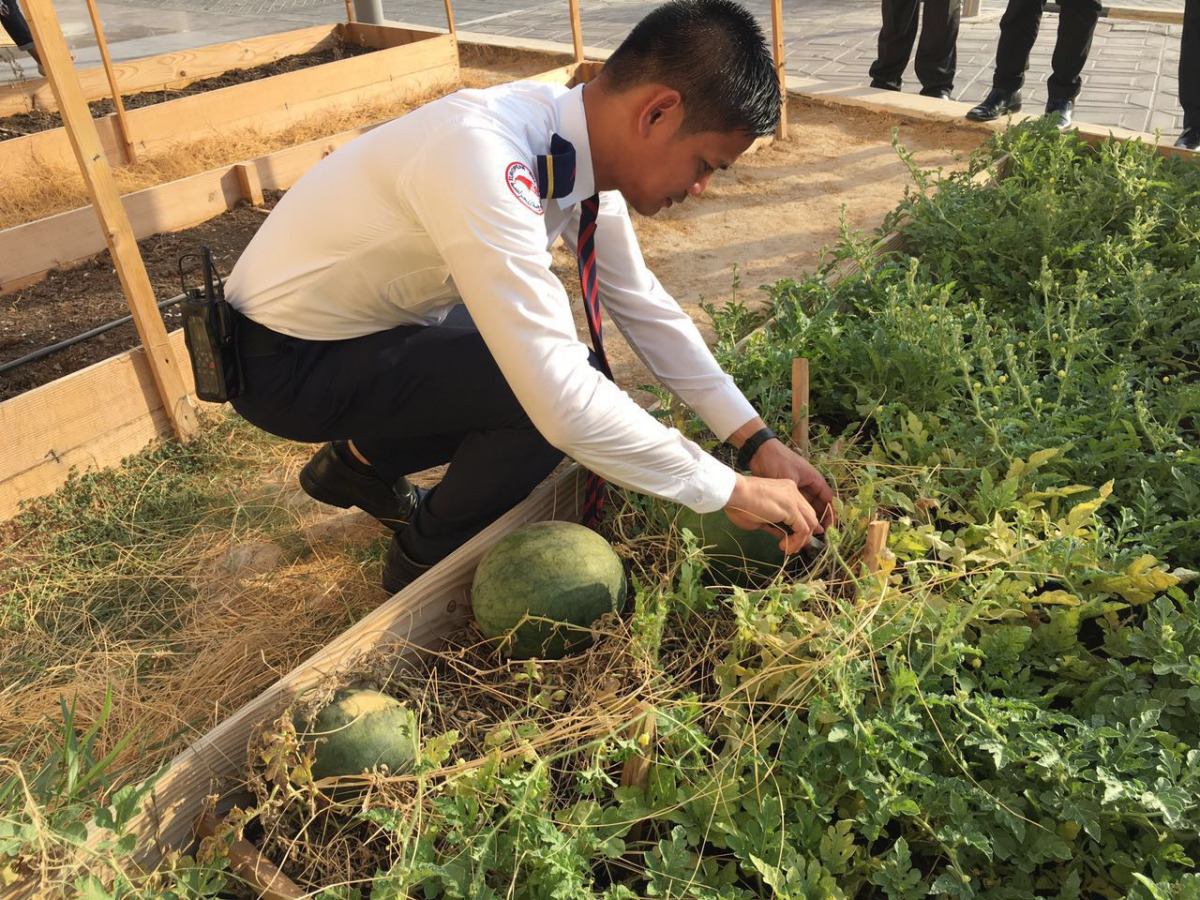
[675,507,788,587]
[295,687,419,787]
[472,520,627,659]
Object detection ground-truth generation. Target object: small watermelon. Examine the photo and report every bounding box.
[675,507,788,586]
[472,520,627,659]
[295,687,419,786]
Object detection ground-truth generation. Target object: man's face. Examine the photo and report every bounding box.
[621,121,756,217]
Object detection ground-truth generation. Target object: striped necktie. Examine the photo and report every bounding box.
[577,194,612,526]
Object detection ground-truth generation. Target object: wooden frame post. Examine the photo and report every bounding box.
[83,0,137,163]
[864,519,890,576]
[24,0,199,441]
[569,0,584,63]
[771,0,787,137]
[791,357,809,454]
[345,0,355,23]
[444,0,456,37]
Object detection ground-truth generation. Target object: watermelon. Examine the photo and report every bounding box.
[295,687,419,786]
[675,507,788,586]
[472,520,627,659]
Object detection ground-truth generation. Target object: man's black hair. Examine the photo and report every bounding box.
[600,0,781,137]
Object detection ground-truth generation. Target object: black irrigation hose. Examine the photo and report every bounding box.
[0,290,189,378]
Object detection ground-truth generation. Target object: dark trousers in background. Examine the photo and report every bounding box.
[1182,0,1200,128]
[991,0,1102,101]
[869,0,962,95]
[0,0,34,49]
[231,309,567,565]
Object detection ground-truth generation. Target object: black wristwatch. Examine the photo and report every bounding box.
[734,426,777,472]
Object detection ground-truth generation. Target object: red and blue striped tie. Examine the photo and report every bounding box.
[577,194,612,527]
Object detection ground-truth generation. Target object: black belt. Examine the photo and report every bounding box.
[233,308,295,358]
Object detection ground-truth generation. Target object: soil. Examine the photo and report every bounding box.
[0,96,987,403]
[0,42,374,139]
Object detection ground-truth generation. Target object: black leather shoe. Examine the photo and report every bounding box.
[920,88,952,100]
[965,88,1022,122]
[1044,98,1074,130]
[299,443,424,530]
[382,536,433,594]
[1174,127,1200,150]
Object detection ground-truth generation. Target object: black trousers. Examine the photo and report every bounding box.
[869,0,962,94]
[991,0,1102,101]
[230,309,568,565]
[1182,0,1200,128]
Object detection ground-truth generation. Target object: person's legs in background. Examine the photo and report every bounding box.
[869,0,921,91]
[913,0,962,98]
[0,0,43,74]
[967,0,1043,120]
[1177,0,1200,149]
[1043,0,1102,127]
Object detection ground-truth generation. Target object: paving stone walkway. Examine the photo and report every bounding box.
[2,0,1191,139]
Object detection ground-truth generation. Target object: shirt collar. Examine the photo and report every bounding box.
[551,83,596,210]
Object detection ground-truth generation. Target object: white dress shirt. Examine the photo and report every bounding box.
[225,80,758,513]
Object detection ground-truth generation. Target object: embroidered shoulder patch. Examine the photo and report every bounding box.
[505,161,544,215]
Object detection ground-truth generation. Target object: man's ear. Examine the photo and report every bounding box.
[637,88,684,139]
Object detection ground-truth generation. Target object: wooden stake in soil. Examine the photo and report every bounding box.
[195,812,306,900]
[345,0,355,23]
[23,0,199,441]
[569,0,584,63]
[770,0,787,138]
[864,519,890,576]
[83,0,137,164]
[791,357,809,454]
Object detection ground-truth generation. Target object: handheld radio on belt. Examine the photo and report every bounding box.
[179,247,242,403]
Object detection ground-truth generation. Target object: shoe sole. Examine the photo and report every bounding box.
[966,103,1022,122]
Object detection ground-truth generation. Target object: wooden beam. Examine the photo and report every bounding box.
[0,25,338,117]
[234,161,264,206]
[444,0,456,37]
[23,0,199,442]
[790,357,809,453]
[864,520,890,576]
[84,0,137,163]
[771,0,787,138]
[1102,5,1183,24]
[0,331,207,521]
[569,0,584,63]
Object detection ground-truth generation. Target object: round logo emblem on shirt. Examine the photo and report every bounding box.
[505,161,544,215]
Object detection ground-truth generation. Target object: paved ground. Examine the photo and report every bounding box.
[1,0,1190,139]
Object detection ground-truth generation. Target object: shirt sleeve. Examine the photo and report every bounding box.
[571,191,759,442]
[402,124,736,513]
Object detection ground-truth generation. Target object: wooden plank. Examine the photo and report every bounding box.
[24,0,199,443]
[0,331,198,520]
[569,0,584,63]
[0,32,458,180]
[234,162,264,206]
[84,0,138,163]
[771,0,787,138]
[1102,5,1183,24]
[341,21,447,48]
[0,25,338,117]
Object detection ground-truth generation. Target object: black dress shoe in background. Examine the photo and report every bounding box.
[1174,127,1200,150]
[382,536,433,594]
[1044,98,1074,129]
[299,442,425,530]
[920,87,953,100]
[966,88,1022,122]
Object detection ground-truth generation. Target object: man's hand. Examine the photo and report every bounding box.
[748,438,836,530]
[723,473,822,554]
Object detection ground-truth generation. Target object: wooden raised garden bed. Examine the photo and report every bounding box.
[0,22,458,178]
